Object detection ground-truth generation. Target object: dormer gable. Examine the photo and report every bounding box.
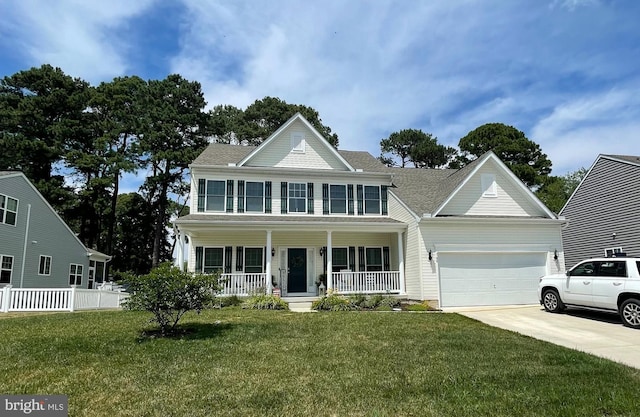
[235,113,356,171]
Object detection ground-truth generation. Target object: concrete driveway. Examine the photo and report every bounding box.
[447,304,640,369]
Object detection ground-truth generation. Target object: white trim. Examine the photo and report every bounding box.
[0,193,18,226]
[481,173,497,198]
[287,182,308,214]
[290,131,305,153]
[69,263,83,286]
[604,247,624,257]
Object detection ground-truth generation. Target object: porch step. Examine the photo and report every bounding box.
[288,301,314,312]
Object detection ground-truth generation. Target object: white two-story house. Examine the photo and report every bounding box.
[175,113,566,308]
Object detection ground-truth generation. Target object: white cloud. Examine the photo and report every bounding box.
[0,0,155,82]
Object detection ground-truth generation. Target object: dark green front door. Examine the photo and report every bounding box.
[287,248,307,293]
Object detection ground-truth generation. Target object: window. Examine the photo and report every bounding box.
[245,182,264,212]
[332,248,348,273]
[604,247,623,257]
[244,248,264,273]
[0,255,13,284]
[571,262,595,277]
[288,183,307,213]
[206,180,226,211]
[364,186,380,214]
[365,248,383,272]
[481,174,497,197]
[204,248,224,273]
[291,132,305,153]
[597,261,627,278]
[69,264,83,286]
[330,185,347,214]
[0,194,18,226]
[39,255,52,276]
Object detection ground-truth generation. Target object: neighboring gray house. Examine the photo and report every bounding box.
[0,171,110,289]
[560,154,640,267]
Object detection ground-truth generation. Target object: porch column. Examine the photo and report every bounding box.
[326,231,333,291]
[177,232,185,271]
[266,230,273,294]
[397,231,406,294]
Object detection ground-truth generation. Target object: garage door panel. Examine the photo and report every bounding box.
[438,253,546,307]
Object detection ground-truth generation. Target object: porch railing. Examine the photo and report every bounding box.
[218,273,267,296]
[0,286,128,313]
[330,271,401,294]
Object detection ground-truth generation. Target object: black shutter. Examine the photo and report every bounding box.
[236,246,243,271]
[348,246,356,271]
[226,180,234,213]
[265,181,272,213]
[357,185,364,215]
[381,185,388,215]
[195,246,203,272]
[383,246,390,271]
[237,180,245,213]
[347,184,354,215]
[322,184,329,214]
[224,246,232,273]
[197,179,205,212]
[307,183,314,214]
[263,247,267,269]
[281,182,288,214]
[358,246,365,271]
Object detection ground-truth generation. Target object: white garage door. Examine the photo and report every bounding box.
[438,253,546,307]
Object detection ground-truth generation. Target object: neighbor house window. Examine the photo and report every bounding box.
[69,264,83,286]
[0,194,18,226]
[288,183,307,213]
[330,185,347,214]
[206,180,226,212]
[0,255,13,283]
[604,247,623,257]
[365,248,383,272]
[204,248,224,273]
[364,186,381,214]
[38,255,52,276]
[245,182,264,212]
[244,248,264,273]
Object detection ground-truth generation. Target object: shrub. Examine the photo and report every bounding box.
[364,294,385,309]
[378,296,400,309]
[348,294,367,308]
[122,263,220,336]
[216,295,244,308]
[242,294,289,310]
[312,293,358,311]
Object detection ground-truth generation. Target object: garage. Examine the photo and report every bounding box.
[438,252,547,307]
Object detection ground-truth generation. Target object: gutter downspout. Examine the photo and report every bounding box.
[19,204,31,288]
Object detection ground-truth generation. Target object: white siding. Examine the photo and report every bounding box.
[419,220,564,302]
[388,195,422,299]
[244,120,348,170]
[439,161,546,217]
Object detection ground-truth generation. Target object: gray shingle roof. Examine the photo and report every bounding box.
[603,155,640,167]
[188,143,493,217]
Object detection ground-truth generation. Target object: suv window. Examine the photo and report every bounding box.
[636,261,640,276]
[571,262,596,276]
[597,261,627,277]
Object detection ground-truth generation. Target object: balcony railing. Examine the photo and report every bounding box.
[218,273,267,296]
[329,271,401,294]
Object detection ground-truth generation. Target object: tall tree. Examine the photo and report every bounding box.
[380,129,455,168]
[536,168,587,213]
[88,76,148,254]
[458,123,552,187]
[209,96,339,147]
[110,193,155,275]
[0,64,90,212]
[140,74,210,268]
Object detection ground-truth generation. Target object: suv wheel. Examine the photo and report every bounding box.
[620,299,640,329]
[542,289,565,313]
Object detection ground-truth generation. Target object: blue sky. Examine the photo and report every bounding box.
[1,0,639,193]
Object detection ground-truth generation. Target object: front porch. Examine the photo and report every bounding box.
[217,270,403,297]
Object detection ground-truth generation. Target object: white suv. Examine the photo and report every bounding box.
[538,257,640,329]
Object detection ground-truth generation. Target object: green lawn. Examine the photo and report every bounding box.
[1,309,639,417]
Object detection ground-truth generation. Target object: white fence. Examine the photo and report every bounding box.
[330,271,401,294]
[0,286,128,313]
[219,273,267,296]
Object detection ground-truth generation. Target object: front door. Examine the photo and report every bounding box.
[287,248,307,293]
